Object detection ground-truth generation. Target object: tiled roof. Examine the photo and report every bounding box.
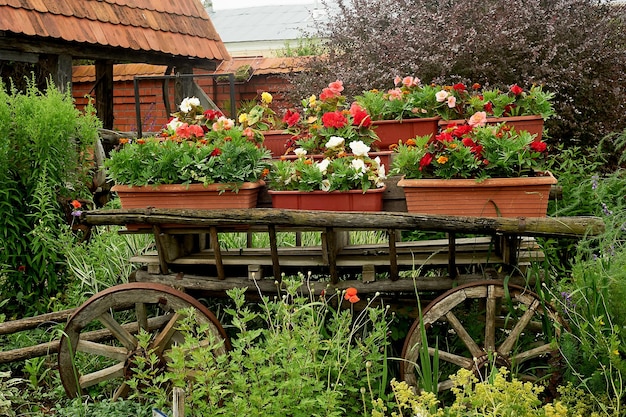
[213,56,306,76]
[0,0,230,63]
[72,57,305,83]
[72,63,167,82]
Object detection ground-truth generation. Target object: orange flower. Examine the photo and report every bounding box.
[388,143,398,151]
[70,200,82,209]
[119,138,129,145]
[261,168,270,178]
[137,138,145,144]
[344,287,358,303]
[304,159,313,165]
[405,138,416,147]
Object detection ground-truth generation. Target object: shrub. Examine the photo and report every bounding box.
[0,78,101,314]
[291,0,626,152]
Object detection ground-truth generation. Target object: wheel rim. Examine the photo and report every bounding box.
[400,281,564,392]
[58,282,229,399]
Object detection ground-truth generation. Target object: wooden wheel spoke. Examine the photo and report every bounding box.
[79,362,125,389]
[112,382,130,401]
[77,339,129,361]
[438,378,455,391]
[445,311,483,359]
[485,286,497,352]
[499,299,540,355]
[150,312,183,354]
[510,342,554,364]
[98,312,137,351]
[429,346,474,369]
[136,302,148,331]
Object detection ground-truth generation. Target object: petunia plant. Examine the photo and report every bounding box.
[267,136,386,192]
[391,112,550,180]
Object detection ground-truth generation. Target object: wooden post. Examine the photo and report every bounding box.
[173,387,185,416]
[95,60,114,129]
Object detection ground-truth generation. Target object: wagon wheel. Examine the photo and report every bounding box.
[400,281,565,392]
[58,282,230,399]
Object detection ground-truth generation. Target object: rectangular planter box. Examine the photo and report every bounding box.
[268,187,386,211]
[372,117,440,149]
[397,172,557,217]
[111,182,264,209]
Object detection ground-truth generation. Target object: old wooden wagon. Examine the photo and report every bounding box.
[46,182,603,399]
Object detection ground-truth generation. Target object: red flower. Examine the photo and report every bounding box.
[188,124,204,138]
[436,132,454,142]
[510,84,524,95]
[452,83,467,92]
[282,109,301,127]
[211,148,222,156]
[17,265,26,273]
[530,141,547,152]
[472,83,481,90]
[452,124,473,137]
[203,109,223,121]
[70,200,82,209]
[484,102,493,114]
[349,103,371,128]
[321,111,348,129]
[419,153,433,170]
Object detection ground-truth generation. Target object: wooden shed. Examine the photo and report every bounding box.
[0,0,230,128]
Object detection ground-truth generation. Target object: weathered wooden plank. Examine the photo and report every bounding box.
[132,269,532,295]
[81,209,604,238]
[0,308,75,335]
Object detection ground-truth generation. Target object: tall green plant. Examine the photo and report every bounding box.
[0,77,101,314]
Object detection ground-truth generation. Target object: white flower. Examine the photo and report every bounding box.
[294,148,308,158]
[321,179,331,191]
[447,95,457,108]
[435,90,449,102]
[166,117,183,131]
[179,97,200,113]
[378,163,386,181]
[317,158,330,174]
[349,140,370,157]
[351,158,366,174]
[325,136,345,149]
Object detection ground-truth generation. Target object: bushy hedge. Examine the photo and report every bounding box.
[290,0,626,155]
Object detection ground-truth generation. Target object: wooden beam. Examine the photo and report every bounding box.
[0,49,38,63]
[95,60,114,129]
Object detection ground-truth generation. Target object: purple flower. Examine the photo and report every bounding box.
[591,175,599,190]
[601,202,613,216]
[71,210,82,217]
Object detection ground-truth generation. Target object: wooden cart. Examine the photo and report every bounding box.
[55,206,604,399]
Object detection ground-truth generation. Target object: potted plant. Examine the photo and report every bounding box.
[266,136,387,211]
[355,76,465,150]
[106,97,272,209]
[440,83,556,141]
[237,92,290,157]
[281,80,380,155]
[391,113,556,217]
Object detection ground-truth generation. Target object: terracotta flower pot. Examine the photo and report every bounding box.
[397,172,557,217]
[372,117,440,149]
[439,115,544,141]
[111,181,265,209]
[268,186,386,211]
[262,130,292,157]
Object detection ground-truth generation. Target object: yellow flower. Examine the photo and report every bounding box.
[437,155,449,164]
[613,349,620,356]
[309,94,317,105]
[261,92,273,104]
[239,113,248,123]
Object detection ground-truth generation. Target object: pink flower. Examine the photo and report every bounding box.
[447,95,457,108]
[327,80,344,94]
[468,111,488,127]
[387,88,403,101]
[436,90,449,102]
[188,124,204,138]
[402,76,419,87]
[394,75,402,86]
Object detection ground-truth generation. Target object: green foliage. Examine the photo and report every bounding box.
[55,397,153,417]
[105,133,271,187]
[0,78,101,315]
[127,275,391,416]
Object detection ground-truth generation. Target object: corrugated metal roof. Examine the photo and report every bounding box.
[0,0,230,62]
[208,3,328,43]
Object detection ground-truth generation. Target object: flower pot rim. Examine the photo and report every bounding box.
[397,171,556,188]
[268,185,386,195]
[373,116,441,125]
[112,180,265,193]
[262,129,290,135]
